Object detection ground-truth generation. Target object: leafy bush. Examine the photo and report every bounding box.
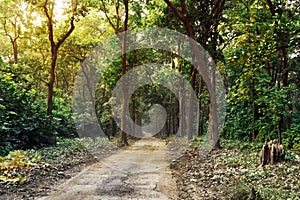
[0,63,54,155]
[225,182,300,200]
[0,61,76,155]
[26,137,111,166]
[282,124,300,151]
[28,137,88,164]
[52,90,77,138]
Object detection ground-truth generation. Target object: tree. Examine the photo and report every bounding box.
[0,0,24,64]
[99,0,130,146]
[55,9,107,95]
[264,0,300,144]
[41,0,78,117]
[163,0,226,148]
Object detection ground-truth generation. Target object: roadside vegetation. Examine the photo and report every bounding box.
[0,137,117,199]
[173,138,300,200]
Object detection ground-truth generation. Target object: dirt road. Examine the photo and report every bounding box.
[37,137,177,200]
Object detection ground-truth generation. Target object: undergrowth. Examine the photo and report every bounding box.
[0,150,41,184]
[191,137,300,199]
[0,137,111,185]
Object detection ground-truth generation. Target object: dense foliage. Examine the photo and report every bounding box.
[0,59,76,155]
[220,0,300,149]
[0,0,299,153]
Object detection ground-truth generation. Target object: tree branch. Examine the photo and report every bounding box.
[212,0,226,19]
[266,0,276,15]
[100,0,116,31]
[115,0,120,32]
[180,0,188,18]
[56,0,78,48]
[163,0,185,21]
[3,20,14,43]
[56,18,75,49]
[43,0,56,51]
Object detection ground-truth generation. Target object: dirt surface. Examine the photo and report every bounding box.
[171,147,300,199]
[0,141,117,200]
[36,137,177,200]
[2,138,299,200]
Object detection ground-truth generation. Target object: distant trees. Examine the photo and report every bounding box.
[0,0,299,152]
[0,0,25,64]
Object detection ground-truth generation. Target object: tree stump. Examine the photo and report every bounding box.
[259,139,284,167]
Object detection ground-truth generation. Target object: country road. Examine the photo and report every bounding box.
[37,137,177,200]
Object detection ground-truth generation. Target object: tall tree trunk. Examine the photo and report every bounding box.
[187,68,196,140]
[131,96,136,137]
[12,18,18,64]
[120,0,129,146]
[101,0,129,145]
[12,40,18,64]
[177,42,185,137]
[81,63,95,115]
[47,51,58,116]
[210,62,220,148]
[251,66,256,141]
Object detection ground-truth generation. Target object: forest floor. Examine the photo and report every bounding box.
[172,139,300,199]
[0,137,299,200]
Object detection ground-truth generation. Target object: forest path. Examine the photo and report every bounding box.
[37,137,177,200]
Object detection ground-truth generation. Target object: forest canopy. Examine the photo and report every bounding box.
[0,0,299,155]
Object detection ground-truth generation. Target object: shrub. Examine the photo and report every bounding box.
[282,123,300,150]
[0,60,79,155]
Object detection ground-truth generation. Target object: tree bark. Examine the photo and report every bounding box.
[12,40,18,64]
[177,41,185,137]
[120,0,129,146]
[47,51,57,116]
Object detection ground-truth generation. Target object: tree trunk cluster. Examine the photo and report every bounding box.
[259,139,284,167]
